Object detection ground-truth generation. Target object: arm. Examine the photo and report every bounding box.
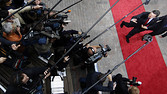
[91,45,101,49]
[0,37,20,50]
[147,23,157,30]
[93,81,113,92]
[132,12,149,19]
[0,57,7,64]
[0,37,16,46]
[157,15,167,21]
[8,5,43,14]
[23,67,48,78]
[131,12,149,23]
[8,6,32,14]
[93,74,113,92]
[62,30,80,35]
[161,31,167,37]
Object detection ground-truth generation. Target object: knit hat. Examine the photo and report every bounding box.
[152,10,160,17]
[2,22,13,33]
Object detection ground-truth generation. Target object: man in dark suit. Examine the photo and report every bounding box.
[120,10,160,43]
[141,15,167,38]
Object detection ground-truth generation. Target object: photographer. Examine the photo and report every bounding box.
[5,67,51,94]
[72,44,100,66]
[82,72,113,94]
[72,43,111,69]
[112,73,140,94]
[0,37,24,68]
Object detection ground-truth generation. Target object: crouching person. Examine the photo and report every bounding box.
[112,73,140,94]
[82,72,114,94]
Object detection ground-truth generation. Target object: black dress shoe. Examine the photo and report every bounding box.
[120,21,125,28]
[126,36,130,43]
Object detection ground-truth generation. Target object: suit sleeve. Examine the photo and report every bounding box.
[158,15,167,21]
[0,37,16,46]
[148,15,167,29]
[8,6,32,14]
[132,12,149,19]
[147,19,158,30]
[161,31,167,37]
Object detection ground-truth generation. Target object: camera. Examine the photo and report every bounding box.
[86,44,111,64]
[47,14,71,26]
[129,77,142,86]
[73,32,90,42]
[40,27,60,39]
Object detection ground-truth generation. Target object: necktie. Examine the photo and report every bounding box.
[143,18,150,26]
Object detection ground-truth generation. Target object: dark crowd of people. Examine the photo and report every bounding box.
[0,0,166,94]
[0,0,112,94]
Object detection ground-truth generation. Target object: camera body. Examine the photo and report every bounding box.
[129,77,141,86]
[86,44,111,64]
[47,14,70,27]
[73,32,90,42]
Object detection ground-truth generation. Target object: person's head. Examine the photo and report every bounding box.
[34,0,42,5]
[2,22,13,33]
[5,0,12,6]
[11,71,29,86]
[148,10,160,18]
[128,86,140,94]
[87,46,97,56]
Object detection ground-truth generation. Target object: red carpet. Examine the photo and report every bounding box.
[109,0,167,94]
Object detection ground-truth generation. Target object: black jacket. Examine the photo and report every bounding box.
[5,67,47,94]
[132,12,158,27]
[148,15,167,37]
[112,74,130,94]
[85,72,113,94]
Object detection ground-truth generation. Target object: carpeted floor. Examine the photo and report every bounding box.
[109,0,167,94]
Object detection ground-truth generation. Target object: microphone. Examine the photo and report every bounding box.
[145,0,151,5]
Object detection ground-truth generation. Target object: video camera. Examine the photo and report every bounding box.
[86,44,111,64]
[47,14,71,26]
[129,77,142,86]
[73,31,90,42]
[44,14,71,34]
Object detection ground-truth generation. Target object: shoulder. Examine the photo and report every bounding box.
[5,85,21,94]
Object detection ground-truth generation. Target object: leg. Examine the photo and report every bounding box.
[126,28,141,43]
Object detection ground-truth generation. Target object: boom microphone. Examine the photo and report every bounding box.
[145,0,151,5]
